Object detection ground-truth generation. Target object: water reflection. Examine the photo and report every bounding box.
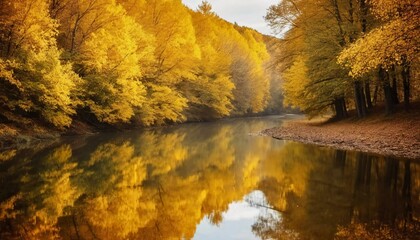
[0,117,418,239]
[252,145,419,240]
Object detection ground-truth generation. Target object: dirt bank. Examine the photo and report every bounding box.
[0,118,96,151]
[262,109,420,160]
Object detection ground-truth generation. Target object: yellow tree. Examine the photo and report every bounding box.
[186,6,235,119]
[339,0,419,75]
[236,28,270,113]
[266,0,356,119]
[338,0,419,110]
[0,0,80,128]
[52,0,155,124]
[120,0,200,125]
[206,22,271,115]
[282,56,311,111]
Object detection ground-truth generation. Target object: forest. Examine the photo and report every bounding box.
[0,0,284,130]
[0,0,418,132]
[0,1,419,238]
[266,0,419,119]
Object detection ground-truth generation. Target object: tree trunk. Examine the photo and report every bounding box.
[334,98,345,119]
[390,65,399,104]
[5,25,15,57]
[331,0,346,46]
[341,97,348,118]
[364,81,373,109]
[360,84,367,114]
[354,81,367,118]
[401,57,410,111]
[359,0,367,32]
[379,67,394,115]
[373,82,379,106]
[334,100,342,119]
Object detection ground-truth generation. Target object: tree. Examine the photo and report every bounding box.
[52,0,155,124]
[120,0,201,125]
[265,0,353,119]
[338,0,419,111]
[0,0,80,128]
[230,27,270,114]
[187,8,235,119]
[0,0,283,128]
[197,0,215,15]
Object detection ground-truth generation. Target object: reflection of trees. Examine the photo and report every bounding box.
[252,213,299,240]
[335,158,420,240]
[2,120,417,240]
[131,123,263,239]
[335,221,420,240]
[252,143,420,240]
[0,145,80,239]
[66,141,152,239]
[350,155,419,225]
[0,120,270,239]
[135,131,188,176]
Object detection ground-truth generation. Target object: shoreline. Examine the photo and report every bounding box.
[2,108,419,159]
[261,114,420,160]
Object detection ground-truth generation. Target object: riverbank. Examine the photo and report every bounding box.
[262,106,420,160]
[0,117,96,151]
[0,122,60,151]
[2,104,419,159]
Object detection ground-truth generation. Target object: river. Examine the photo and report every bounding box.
[0,115,418,239]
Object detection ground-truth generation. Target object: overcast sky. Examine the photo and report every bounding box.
[182,0,279,36]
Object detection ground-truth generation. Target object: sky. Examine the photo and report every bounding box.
[181,0,279,36]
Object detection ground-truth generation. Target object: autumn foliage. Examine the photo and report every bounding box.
[266,0,419,118]
[0,0,276,128]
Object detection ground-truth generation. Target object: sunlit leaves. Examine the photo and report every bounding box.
[138,83,188,126]
[0,0,275,127]
[0,0,57,54]
[0,0,80,128]
[282,56,310,109]
[0,59,20,90]
[229,28,271,114]
[338,0,419,76]
[120,0,202,82]
[55,0,154,124]
[23,47,80,127]
[186,11,236,117]
[267,0,352,117]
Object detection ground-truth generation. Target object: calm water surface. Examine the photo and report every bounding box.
[0,115,418,239]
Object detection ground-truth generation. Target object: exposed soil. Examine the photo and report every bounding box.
[262,105,420,160]
[0,116,96,151]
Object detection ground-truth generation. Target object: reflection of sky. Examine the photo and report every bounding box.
[193,191,279,240]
